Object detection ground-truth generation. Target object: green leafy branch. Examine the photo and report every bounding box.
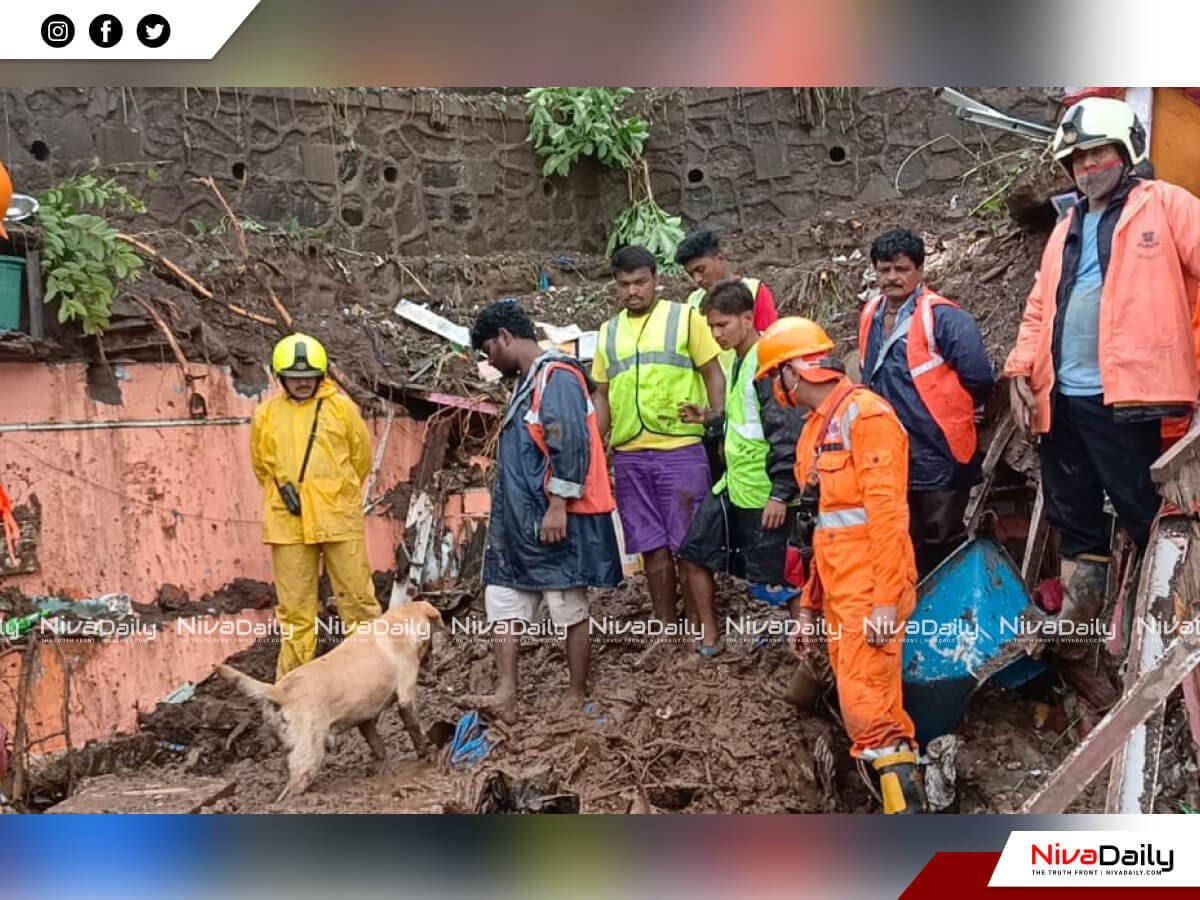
[526,87,649,176]
[38,174,146,335]
[525,87,682,271]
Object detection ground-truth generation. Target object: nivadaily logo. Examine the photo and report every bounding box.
[1032,841,1174,873]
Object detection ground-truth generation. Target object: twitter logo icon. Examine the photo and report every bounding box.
[137,14,171,48]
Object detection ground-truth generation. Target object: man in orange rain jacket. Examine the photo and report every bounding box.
[757,316,927,815]
[1006,97,1200,656]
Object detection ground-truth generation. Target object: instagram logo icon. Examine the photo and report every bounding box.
[41,14,76,48]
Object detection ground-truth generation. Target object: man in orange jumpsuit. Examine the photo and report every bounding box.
[757,316,927,815]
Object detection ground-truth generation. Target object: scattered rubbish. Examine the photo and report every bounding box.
[2,610,49,638]
[475,769,580,814]
[477,360,503,382]
[161,683,196,705]
[449,710,493,769]
[28,593,136,621]
[582,702,609,725]
[537,322,584,345]
[1033,577,1064,614]
[748,583,798,608]
[923,734,960,812]
[156,741,188,753]
[575,332,599,361]
[393,299,471,348]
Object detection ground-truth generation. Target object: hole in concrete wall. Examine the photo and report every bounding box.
[232,161,247,180]
[383,166,399,184]
[341,205,365,227]
[29,140,50,161]
[541,180,556,198]
[687,168,705,184]
[827,146,848,164]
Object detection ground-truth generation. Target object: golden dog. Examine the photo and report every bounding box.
[215,600,443,801]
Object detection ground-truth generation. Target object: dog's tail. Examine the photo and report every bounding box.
[214,663,271,700]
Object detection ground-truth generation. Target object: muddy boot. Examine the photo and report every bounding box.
[1056,557,1109,661]
[783,651,831,711]
[864,744,928,815]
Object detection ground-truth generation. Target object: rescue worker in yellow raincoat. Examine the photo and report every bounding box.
[251,334,382,679]
[757,317,927,815]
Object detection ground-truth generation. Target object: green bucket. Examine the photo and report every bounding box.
[0,255,26,332]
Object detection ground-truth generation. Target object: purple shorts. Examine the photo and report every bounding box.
[614,442,712,555]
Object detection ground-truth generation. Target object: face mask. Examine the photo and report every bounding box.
[773,374,798,409]
[1074,158,1124,203]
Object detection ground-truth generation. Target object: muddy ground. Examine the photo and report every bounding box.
[25,574,1198,815]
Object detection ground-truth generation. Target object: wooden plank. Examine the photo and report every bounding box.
[1150,417,1200,511]
[1104,519,1189,812]
[1021,635,1200,814]
[24,249,43,340]
[1020,483,1048,591]
[1150,87,1200,200]
[45,774,235,814]
[965,418,1015,537]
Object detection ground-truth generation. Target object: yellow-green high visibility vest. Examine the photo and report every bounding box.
[600,301,707,449]
[712,342,772,509]
[689,277,762,372]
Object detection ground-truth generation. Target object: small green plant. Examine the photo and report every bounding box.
[526,87,649,176]
[607,197,685,262]
[38,174,145,335]
[526,87,682,271]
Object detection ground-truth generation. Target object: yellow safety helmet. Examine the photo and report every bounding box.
[271,333,328,378]
[755,317,839,382]
[1052,96,1147,168]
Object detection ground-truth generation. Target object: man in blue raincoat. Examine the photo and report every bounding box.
[464,301,622,722]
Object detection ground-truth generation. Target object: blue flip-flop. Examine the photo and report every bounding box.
[450,710,493,768]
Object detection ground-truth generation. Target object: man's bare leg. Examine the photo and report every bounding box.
[463,626,519,724]
[679,559,719,648]
[560,620,590,711]
[642,547,679,624]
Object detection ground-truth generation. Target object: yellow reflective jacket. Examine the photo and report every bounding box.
[250,379,373,545]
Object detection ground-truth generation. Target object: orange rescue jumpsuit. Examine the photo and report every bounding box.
[795,379,918,756]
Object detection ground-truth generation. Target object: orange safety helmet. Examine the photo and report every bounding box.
[0,161,12,240]
[755,316,840,382]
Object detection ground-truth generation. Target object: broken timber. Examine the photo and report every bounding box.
[1023,635,1200,813]
[1104,517,1190,812]
[1025,423,1200,814]
[45,774,235,814]
[965,418,1015,537]
[392,417,452,604]
[1020,483,1049,591]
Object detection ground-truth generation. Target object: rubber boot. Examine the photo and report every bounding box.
[868,745,928,815]
[1056,556,1109,662]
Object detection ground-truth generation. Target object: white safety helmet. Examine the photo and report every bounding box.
[1052,96,1148,169]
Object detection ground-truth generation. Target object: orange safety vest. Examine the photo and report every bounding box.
[524,360,615,515]
[858,288,977,464]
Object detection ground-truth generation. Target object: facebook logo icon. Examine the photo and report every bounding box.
[89,14,124,48]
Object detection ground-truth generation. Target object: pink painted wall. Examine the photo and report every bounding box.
[0,609,275,753]
[0,361,427,752]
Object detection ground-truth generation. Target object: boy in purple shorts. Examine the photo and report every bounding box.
[592,246,726,640]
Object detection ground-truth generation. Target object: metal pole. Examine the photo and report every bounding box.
[0,416,251,434]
